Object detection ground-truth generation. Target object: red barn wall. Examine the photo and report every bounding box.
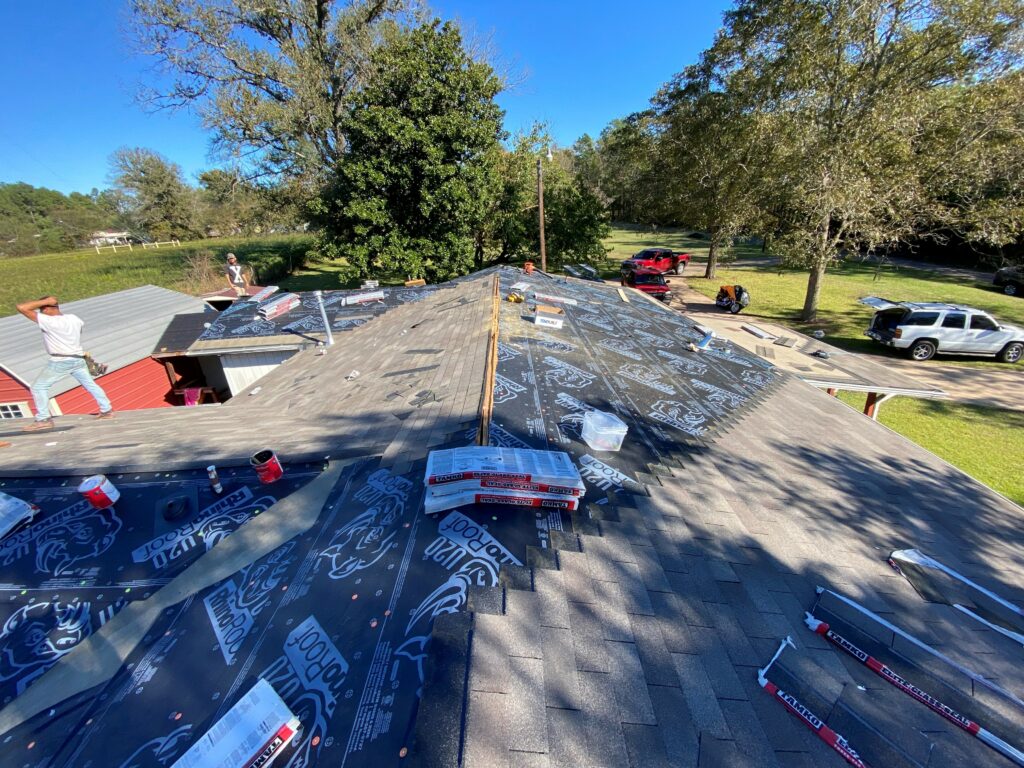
[0,370,32,414]
[56,358,174,414]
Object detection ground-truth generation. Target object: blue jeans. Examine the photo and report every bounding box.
[30,357,111,420]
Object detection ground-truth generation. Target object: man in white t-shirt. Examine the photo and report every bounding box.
[16,296,113,431]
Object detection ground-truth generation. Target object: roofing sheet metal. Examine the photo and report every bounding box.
[186,286,439,354]
[0,286,209,396]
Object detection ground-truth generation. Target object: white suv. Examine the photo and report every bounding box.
[861,297,1024,363]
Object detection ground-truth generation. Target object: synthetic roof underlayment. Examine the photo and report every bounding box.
[0,266,1021,767]
[0,286,211,395]
[185,286,441,355]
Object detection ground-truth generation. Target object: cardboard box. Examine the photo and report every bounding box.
[534,304,565,329]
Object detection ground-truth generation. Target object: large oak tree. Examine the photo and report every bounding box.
[714,0,1024,320]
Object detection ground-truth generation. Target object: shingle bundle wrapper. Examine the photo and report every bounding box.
[424,447,585,514]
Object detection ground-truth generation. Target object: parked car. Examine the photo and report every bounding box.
[620,247,690,277]
[860,296,1024,362]
[993,265,1024,296]
[621,268,673,301]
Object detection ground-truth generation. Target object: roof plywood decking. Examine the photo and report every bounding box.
[0,266,1022,768]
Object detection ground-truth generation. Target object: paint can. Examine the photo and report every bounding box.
[77,475,120,509]
[251,449,284,484]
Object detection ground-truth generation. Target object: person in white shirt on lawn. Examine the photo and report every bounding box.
[15,296,113,431]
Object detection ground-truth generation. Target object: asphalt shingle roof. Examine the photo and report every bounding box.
[0,266,1020,768]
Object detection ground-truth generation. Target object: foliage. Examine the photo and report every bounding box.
[0,183,119,256]
[686,0,1024,321]
[110,147,201,239]
[651,73,773,279]
[130,0,416,188]
[593,116,660,224]
[466,130,609,269]
[312,21,505,281]
[0,235,311,313]
[543,163,611,265]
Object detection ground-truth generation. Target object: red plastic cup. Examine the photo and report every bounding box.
[251,449,284,484]
[78,475,120,509]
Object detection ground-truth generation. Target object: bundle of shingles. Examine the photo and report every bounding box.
[424,447,586,515]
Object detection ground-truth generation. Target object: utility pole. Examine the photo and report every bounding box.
[537,156,547,272]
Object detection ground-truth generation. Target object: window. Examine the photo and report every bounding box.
[970,314,999,331]
[0,402,29,419]
[902,312,939,326]
[942,313,966,329]
[635,274,666,286]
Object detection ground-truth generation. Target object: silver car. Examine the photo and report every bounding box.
[861,297,1024,363]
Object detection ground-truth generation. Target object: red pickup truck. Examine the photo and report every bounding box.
[621,268,673,301]
[620,248,691,276]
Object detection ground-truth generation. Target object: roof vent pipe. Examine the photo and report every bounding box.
[314,290,334,347]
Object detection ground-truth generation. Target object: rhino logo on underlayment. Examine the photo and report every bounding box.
[118,724,193,768]
[0,602,91,696]
[35,506,122,576]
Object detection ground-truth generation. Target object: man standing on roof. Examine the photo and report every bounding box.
[15,296,113,431]
[223,253,250,297]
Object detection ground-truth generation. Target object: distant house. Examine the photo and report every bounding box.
[0,286,214,420]
[88,230,133,247]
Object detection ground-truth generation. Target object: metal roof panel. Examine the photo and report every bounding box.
[0,285,209,395]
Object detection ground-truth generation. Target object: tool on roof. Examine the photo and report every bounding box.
[757,636,869,768]
[814,586,1024,712]
[804,613,1024,766]
[688,326,716,352]
[506,291,525,303]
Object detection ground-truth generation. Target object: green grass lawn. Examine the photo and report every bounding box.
[837,392,1024,506]
[600,224,1024,368]
[602,225,1021,506]
[0,235,312,314]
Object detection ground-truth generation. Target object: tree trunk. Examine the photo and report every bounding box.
[801,213,833,322]
[474,231,484,271]
[704,234,721,280]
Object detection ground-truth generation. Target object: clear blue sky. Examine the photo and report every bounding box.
[0,1,731,195]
